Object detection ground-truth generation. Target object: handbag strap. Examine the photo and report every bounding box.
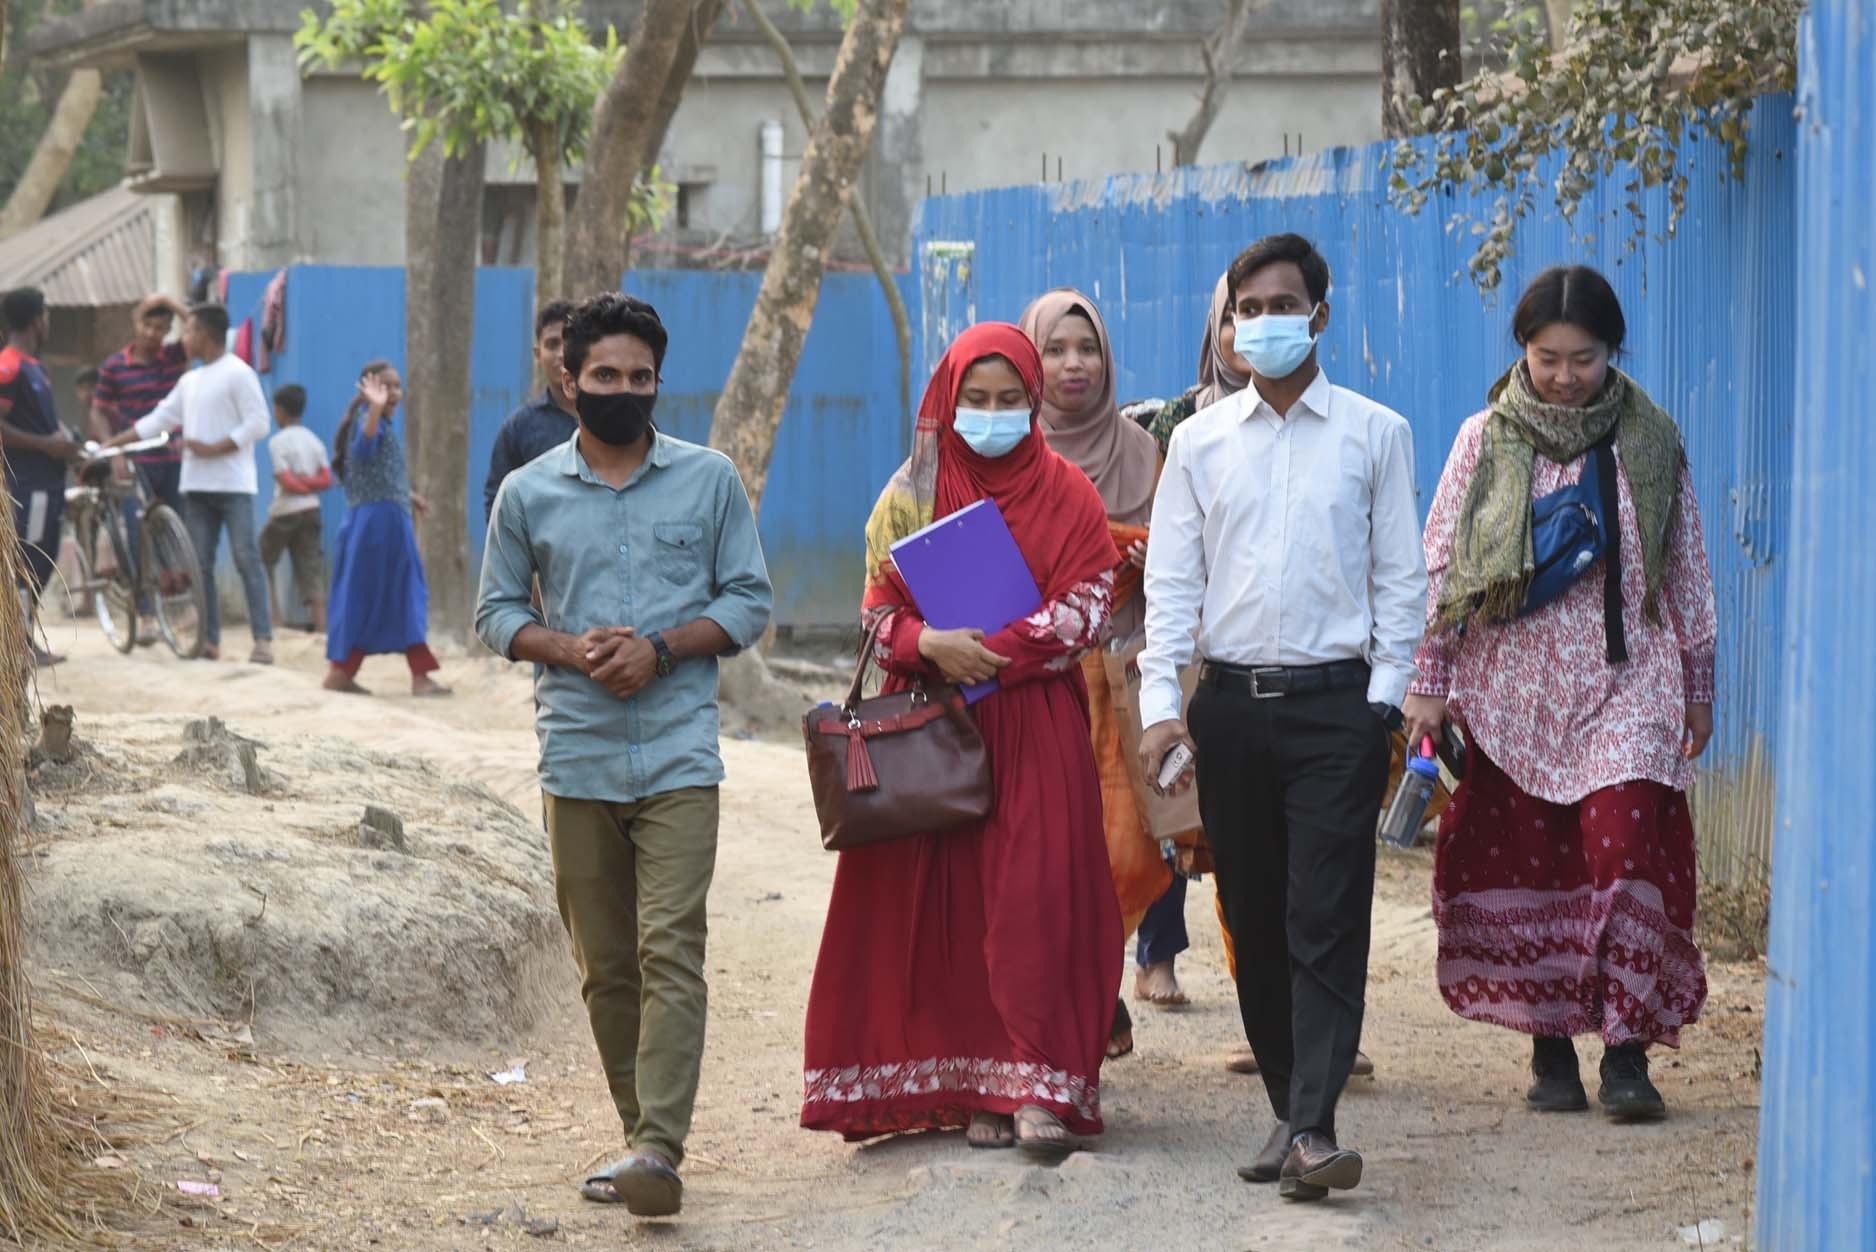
[845,614,891,710]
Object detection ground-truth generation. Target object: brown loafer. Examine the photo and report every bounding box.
[1352,1049,1375,1077]
[1278,1131,1363,1201]
[1235,1120,1290,1184]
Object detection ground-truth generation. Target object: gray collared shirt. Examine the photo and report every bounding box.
[475,432,774,803]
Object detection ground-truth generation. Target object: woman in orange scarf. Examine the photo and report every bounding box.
[1021,289,1200,1059]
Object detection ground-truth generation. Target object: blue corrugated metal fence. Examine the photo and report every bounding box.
[228,266,915,630]
[915,97,1799,887]
[1756,2,1876,1245]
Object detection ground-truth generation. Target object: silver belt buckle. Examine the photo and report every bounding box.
[1249,667,1285,699]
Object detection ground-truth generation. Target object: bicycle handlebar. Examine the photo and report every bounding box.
[82,437,172,460]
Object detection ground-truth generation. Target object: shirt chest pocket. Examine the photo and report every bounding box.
[653,521,706,583]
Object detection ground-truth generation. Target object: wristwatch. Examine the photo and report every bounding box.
[647,631,676,679]
[1370,700,1404,732]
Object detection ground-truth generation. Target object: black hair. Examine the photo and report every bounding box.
[563,292,667,381]
[333,359,396,480]
[75,366,99,387]
[1226,233,1332,307]
[1511,265,1626,353]
[273,383,307,418]
[535,299,575,340]
[188,301,231,341]
[3,287,46,332]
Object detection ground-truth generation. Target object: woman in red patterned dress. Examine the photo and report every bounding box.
[800,323,1123,1156]
[1400,266,1718,1122]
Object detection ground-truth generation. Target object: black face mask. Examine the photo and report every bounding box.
[577,388,657,447]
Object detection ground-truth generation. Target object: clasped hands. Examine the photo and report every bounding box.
[571,626,659,699]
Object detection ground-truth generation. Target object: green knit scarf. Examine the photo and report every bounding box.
[1436,362,1685,632]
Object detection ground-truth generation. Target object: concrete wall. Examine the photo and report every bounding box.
[162,0,1385,270]
[298,75,408,265]
[203,45,252,268]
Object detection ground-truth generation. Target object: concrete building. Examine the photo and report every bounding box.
[30,0,1383,273]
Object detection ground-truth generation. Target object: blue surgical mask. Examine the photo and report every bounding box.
[1234,305,1321,379]
[954,407,1032,458]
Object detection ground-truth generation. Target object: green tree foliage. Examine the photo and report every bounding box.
[0,0,130,214]
[293,0,618,164]
[1389,0,1802,289]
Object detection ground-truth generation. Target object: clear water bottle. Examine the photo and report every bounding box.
[1379,736,1441,850]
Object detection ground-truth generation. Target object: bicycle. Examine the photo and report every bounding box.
[64,437,208,658]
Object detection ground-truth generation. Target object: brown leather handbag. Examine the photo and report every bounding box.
[802,618,994,851]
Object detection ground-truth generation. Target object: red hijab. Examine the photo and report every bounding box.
[864,322,1118,609]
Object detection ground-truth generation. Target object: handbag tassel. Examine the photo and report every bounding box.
[846,727,880,793]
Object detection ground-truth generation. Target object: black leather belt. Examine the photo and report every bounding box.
[1199,658,1370,699]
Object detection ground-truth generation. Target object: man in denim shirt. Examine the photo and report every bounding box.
[475,293,772,1218]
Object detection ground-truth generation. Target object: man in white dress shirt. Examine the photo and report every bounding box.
[1138,234,1427,1201]
[103,303,275,664]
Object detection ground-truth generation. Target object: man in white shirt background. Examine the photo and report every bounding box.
[1138,234,1427,1202]
[104,303,275,664]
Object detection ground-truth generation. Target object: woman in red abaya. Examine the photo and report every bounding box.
[800,323,1124,1157]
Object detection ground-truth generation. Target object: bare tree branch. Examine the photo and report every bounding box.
[741,0,912,422]
[1166,0,1260,168]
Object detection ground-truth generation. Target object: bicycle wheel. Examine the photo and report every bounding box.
[141,504,208,659]
[94,505,137,654]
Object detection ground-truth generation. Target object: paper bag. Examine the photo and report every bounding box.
[1103,642,1203,840]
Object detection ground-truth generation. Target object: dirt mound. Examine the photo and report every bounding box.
[23,713,564,1052]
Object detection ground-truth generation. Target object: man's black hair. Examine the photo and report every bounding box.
[274,383,308,418]
[189,301,232,341]
[1226,233,1333,307]
[2,287,46,333]
[536,299,576,339]
[563,292,668,380]
[75,365,100,387]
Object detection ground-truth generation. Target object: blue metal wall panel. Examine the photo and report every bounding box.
[227,265,913,630]
[915,100,1798,882]
[1757,4,1876,1245]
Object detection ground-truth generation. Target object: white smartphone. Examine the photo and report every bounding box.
[1156,743,1194,793]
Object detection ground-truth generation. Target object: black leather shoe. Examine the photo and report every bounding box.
[1598,1043,1667,1122]
[1527,1035,1590,1112]
[1278,1130,1363,1201]
[1234,1120,1290,1183]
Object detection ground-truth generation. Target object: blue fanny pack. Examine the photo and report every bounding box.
[1519,433,1628,663]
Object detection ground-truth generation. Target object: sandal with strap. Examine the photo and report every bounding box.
[1013,1105,1080,1161]
[579,1151,682,1216]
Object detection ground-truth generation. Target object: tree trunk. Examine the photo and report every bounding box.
[742,0,911,421]
[404,137,485,643]
[1167,0,1259,167]
[564,0,721,297]
[707,0,910,515]
[0,68,104,241]
[1380,0,1462,139]
[528,122,566,312]
[0,500,59,1243]
[1543,0,1572,50]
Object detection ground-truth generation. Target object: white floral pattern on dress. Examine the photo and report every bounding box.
[1011,571,1115,672]
[802,1056,1101,1123]
[1411,413,1719,805]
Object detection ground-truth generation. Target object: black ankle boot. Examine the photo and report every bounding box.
[1598,1043,1667,1122]
[1526,1035,1589,1112]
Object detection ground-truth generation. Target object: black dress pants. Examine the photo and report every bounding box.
[1188,675,1390,1141]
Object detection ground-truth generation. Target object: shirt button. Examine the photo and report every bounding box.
[628,744,640,754]
[617,544,629,555]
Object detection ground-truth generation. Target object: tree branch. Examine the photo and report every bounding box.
[741,0,911,421]
[1166,0,1260,168]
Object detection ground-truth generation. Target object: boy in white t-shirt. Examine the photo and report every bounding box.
[258,384,333,633]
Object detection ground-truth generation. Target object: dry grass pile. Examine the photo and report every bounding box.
[1,502,160,1246]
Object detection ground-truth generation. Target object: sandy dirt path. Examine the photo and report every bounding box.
[19,621,1764,1251]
